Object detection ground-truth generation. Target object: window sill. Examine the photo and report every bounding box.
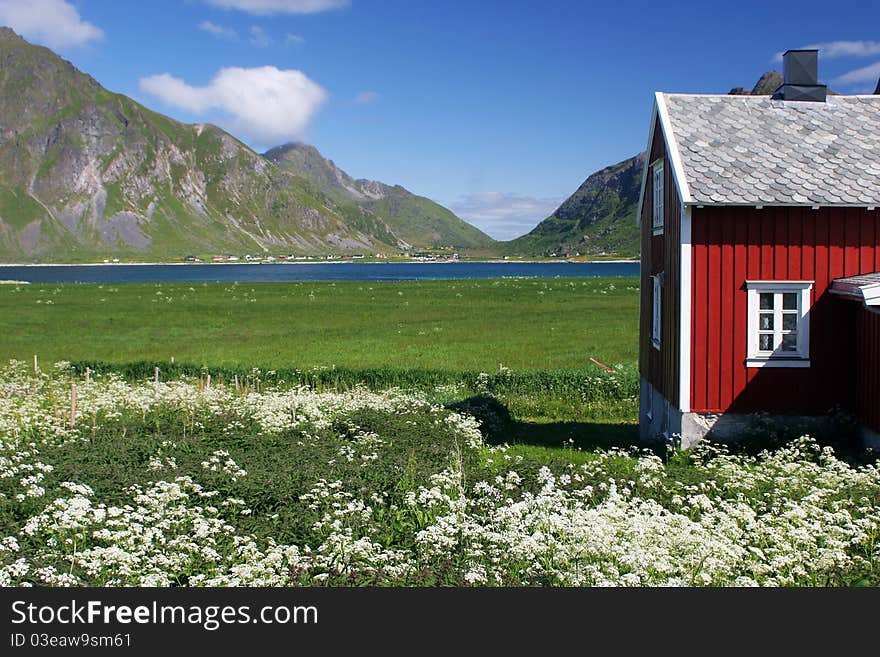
[652,228,664,236]
[746,358,810,369]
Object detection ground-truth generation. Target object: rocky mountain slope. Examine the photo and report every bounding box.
[0,28,486,262]
[504,154,644,257]
[729,70,783,95]
[264,142,494,250]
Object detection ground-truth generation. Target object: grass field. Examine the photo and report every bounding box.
[0,277,639,370]
[0,276,642,449]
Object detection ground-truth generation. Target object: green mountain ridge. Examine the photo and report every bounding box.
[0,27,486,262]
[505,154,645,257]
[264,142,494,250]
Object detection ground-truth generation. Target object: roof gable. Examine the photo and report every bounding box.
[658,93,880,207]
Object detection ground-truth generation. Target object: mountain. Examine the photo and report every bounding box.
[505,71,790,257]
[729,70,783,95]
[264,142,494,250]
[0,28,486,262]
[504,154,645,257]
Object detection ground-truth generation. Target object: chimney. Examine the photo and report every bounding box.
[777,49,827,102]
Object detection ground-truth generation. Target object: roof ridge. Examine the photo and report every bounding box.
[659,92,880,100]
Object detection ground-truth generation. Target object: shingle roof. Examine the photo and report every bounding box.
[833,273,880,287]
[830,272,880,307]
[659,93,880,206]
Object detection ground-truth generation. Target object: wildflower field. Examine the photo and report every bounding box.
[1,362,878,587]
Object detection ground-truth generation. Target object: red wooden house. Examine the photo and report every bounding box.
[638,50,880,449]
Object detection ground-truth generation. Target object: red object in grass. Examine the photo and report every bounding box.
[590,357,614,372]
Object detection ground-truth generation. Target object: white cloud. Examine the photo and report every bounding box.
[449,192,562,241]
[353,91,380,105]
[834,61,880,86]
[0,0,103,49]
[285,33,305,46]
[198,20,239,40]
[249,25,272,47]
[201,0,348,14]
[773,40,880,62]
[139,66,327,145]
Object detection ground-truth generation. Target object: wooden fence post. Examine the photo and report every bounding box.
[69,381,77,429]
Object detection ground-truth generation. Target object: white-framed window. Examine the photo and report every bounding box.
[651,159,664,234]
[651,274,662,350]
[745,281,813,368]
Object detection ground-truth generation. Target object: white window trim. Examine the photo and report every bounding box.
[679,205,692,412]
[651,159,664,235]
[651,274,662,350]
[745,280,813,368]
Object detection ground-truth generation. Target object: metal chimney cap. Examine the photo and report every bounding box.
[779,49,825,101]
[783,48,819,54]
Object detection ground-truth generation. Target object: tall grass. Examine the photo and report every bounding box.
[68,359,639,404]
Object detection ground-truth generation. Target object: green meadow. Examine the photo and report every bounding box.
[0,276,641,448]
[0,277,639,370]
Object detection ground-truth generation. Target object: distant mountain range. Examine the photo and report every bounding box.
[0,26,799,262]
[0,27,491,262]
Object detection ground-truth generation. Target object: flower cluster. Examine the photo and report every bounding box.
[0,360,877,587]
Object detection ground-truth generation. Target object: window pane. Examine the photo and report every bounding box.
[783,293,798,310]
[759,293,774,310]
[759,334,774,351]
[782,313,798,331]
[760,313,774,330]
[781,334,798,351]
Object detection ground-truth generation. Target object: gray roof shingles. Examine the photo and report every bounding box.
[661,94,880,206]
[833,272,880,287]
[831,272,880,306]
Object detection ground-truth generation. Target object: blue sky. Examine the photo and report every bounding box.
[1,0,879,239]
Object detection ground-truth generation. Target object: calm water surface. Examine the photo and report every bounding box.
[0,261,639,284]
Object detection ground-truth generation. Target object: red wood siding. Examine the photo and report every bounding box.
[639,117,680,407]
[690,206,880,414]
[856,308,880,432]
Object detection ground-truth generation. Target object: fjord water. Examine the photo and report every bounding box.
[0,261,639,283]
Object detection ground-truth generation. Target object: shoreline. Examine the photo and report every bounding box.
[0,259,640,267]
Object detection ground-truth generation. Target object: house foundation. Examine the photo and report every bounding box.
[638,378,681,446]
[678,412,847,448]
[640,378,863,449]
[863,426,880,452]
